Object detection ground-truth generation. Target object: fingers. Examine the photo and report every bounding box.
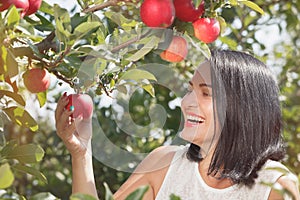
[55,92,69,121]
[58,119,77,140]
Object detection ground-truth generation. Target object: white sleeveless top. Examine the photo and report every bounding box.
[155,145,296,200]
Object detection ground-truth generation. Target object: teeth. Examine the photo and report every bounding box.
[186,115,205,123]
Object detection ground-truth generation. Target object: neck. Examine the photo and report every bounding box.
[198,149,234,189]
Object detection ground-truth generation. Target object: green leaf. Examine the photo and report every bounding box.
[71,13,89,30]
[142,84,155,97]
[0,90,25,106]
[6,144,44,163]
[126,36,161,62]
[6,49,19,78]
[104,182,114,200]
[125,185,149,200]
[0,140,18,157]
[238,0,264,15]
[27,40,45,58]
[37,91,47,108]
[6,6,20,27]
[116,84,127,94]
[3,106,38,131]
[12,164,47,184]
[70,193,96,200]
[53,4,72,44]
[120,69,157,82]
[34,13,55,32]
[72,21,101,40]
[217,16,227,35]
[169,194,181,200]
[39,1,54,15]
[29,192,59,200]
[0,163,14,189]
[70,193,98,200]
[104,11,137,29]
[192,0,202,8]
[186,34,211,61]
[218,36,238,49]
[0,45,8,75]
[229,0,238,6]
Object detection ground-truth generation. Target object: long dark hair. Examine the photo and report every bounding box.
[186,49,285,186]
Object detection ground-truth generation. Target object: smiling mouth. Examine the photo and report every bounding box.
[186,114,205,125]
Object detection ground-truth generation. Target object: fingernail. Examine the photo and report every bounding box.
[69,105,74,111]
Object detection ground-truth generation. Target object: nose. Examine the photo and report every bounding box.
[181,91,198,109]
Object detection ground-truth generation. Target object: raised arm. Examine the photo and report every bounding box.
[55,93,98,198]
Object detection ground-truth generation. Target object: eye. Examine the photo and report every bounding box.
[201,88,212,97]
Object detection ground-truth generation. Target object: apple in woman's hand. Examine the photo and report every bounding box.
[65,94,93,119]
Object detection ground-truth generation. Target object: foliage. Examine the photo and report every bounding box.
[0,0,299,199]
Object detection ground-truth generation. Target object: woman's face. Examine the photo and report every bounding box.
[180,61,218,152]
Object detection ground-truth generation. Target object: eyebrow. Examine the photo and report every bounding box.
[189,81,212,88]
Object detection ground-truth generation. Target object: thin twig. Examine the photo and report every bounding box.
[111,36,141,53]
[83,0,118,13]
[36,31,57,53]
[51,46,71,68]
[111,30,151,53]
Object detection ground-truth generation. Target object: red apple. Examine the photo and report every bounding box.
[174,0,205,22]
[0,0,29,17]
[65,94,93,119]
[23,68,51,93]
[193,18,220,43]
[26,0,42,15]
[160,36,188,62]
[140,0,175,28]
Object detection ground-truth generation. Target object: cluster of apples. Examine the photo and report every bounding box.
[0,0,42,17]
[0,0,93,120]
[140,0,221,62]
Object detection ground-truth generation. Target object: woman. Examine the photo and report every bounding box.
[55,49,300,199]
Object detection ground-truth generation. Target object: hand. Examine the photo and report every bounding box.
[55,92,93,158]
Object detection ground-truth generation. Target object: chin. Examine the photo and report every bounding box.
[179,128,217,151]
[179,128,200,144]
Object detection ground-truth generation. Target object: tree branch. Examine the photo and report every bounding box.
[83,0,119,13]
[36,31,57,53]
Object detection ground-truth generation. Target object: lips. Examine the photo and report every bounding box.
[185,113,205,127]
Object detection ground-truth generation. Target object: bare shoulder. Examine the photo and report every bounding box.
[135,145,183,173]
[268,175,300,200]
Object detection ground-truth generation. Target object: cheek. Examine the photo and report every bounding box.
[181,94,187,108]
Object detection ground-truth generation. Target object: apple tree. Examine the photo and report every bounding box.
[0,0,299,199]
